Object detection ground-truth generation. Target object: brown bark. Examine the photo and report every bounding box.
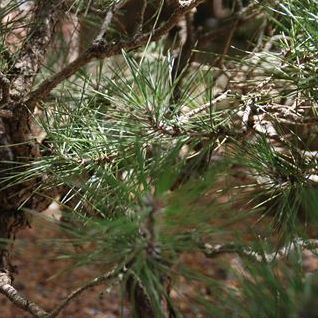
[127,278,156,318]
[0,0,63,273]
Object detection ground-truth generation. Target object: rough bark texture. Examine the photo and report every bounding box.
[0,0,62,274]
[127,277,156,318]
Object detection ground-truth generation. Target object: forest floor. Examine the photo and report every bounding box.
[1,206,220,318]
[2,205,318,318]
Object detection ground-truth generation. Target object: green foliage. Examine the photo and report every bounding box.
[270,0,318,101]
[2,0,318,317]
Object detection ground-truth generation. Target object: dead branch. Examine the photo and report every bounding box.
[178,90,231,123]
[48,266,121,318]
[203,238,318,263]
[218,18,240,66]
[241,99,253,132]
[0,266,121,318]
[198,1,262,48]
[94,1,126,43]
[0,271,48,318]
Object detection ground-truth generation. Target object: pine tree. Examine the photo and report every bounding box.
[0,0,318,317]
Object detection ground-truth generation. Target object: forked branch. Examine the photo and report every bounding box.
[0,266,121,318]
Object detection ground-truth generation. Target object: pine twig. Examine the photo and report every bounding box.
[142,194,162,258]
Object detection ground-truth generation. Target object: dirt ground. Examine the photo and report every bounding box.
[1,215,128,318]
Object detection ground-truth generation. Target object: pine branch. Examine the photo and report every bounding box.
[0,271,48,318]
[27,0,205,105]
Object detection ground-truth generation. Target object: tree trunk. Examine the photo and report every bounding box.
[0,0,62,274]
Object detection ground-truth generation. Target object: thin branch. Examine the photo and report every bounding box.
[0,271,48,318]
[178,90,231,123]
[94,11,114,43]
[170,8,196,104]
[241,100,253,132]
[217,0,260,66]
[218,18,239,67]
[27,0,205,105]
[0,109,13,118]
[0,266,121,318]
[94,1,125,43]
[47,266,121,318]
[136,0,147,34]
[203,238,318,263]
[149,90,233,138]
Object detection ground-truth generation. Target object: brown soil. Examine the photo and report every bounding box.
[1,215,127,318]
